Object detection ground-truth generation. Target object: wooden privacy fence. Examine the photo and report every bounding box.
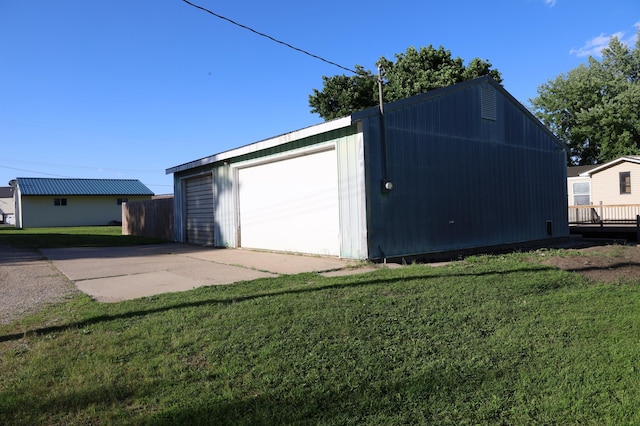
[122,197,174,241]
[568,203,640,225]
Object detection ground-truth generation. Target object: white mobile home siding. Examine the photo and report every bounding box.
[0,197,13,216]
[0,197,13,223]
[590,162,640,205]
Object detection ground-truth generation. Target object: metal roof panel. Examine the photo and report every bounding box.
[16,178,154,196]
[166,117,353,174]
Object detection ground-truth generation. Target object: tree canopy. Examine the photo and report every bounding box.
[531,31,640,165]
[308,45,502,121]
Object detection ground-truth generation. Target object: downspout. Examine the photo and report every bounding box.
[378,65,393,193]
[378,65,392,262]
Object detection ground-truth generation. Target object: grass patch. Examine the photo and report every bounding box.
[0,226,166,249]
[1,255,639,424]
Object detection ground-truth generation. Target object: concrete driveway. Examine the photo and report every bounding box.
[40,244,374,303]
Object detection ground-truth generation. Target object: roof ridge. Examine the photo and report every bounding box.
[16,177,154,196]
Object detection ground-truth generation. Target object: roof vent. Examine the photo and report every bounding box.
[481,84,497,121]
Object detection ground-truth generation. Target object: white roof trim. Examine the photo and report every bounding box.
[579,156,640,176]
[166,116,352,175]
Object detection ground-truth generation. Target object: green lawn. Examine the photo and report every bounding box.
[1,232,639,424]
[0,226,166,249]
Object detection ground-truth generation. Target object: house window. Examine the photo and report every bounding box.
[572,182,590,205]
[117,198,128,205]
[54,198,67,206]
[619,172,631,194]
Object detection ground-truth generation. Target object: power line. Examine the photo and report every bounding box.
[0,165,72,178]
[181,0,358,75]
[0,165,173,188]
[0,158,165,174]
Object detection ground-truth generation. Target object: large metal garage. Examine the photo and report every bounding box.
[167,76,569,260]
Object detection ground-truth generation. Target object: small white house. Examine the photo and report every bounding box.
[14,177,154,228]
[567,156,640,224]
[568,156,640,206]
[0,186,15,224]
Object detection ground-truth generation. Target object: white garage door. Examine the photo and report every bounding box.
[238,148,340,256]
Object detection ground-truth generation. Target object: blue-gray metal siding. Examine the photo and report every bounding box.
[359,79,568,259]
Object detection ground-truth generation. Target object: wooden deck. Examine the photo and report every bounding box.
[569,204,640,241]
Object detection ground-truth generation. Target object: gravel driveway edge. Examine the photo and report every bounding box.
[0,245,79,325]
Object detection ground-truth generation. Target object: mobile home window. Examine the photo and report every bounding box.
[117,198,128,205]
[619,172,631,194]
[54,198,67,206]
[572,182,590,205]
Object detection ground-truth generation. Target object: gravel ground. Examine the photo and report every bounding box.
[0,245,79,325]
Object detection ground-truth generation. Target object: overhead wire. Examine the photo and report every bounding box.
[0,157,166,174]
[0,166,172,187]
[181,0,359,75]
[0,165,71,178]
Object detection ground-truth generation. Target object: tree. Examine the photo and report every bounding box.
[309,46,502,121]
[307,65,377,121]
[531,31,640,165]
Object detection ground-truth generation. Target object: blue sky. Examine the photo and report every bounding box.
[1,0,638,195]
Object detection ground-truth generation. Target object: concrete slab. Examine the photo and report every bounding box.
[75,271,202,303]
[41,253,191,281]
[185,248,356,275]
[164,261,276,285]
[39,244,362,303]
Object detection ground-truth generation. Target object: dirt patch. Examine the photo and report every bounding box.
[532,243,640,283]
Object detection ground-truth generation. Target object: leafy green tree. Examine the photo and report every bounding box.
[531,31,640,165]
[309,46,502,121]
[307,65,377,121]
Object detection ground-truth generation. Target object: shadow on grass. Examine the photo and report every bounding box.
[150,359,515,425]
[0,231,166,250]
[563,261,640,274]
[0,382,139,425]
[0,265,562,343]
[2,350,495,425]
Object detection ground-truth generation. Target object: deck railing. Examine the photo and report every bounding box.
[568,203,640,225]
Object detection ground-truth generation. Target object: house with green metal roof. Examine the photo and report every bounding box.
[14,177,154,228]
